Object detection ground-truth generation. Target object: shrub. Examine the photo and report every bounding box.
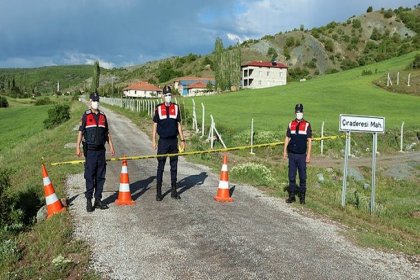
[0,169,13,227]
[324,39,334,52]
[43,104,71,129]
[0,96,8,108]
[384,9,394,19]
[285,37,295,47]
[410,53,420,69]
[231,163,275,186]
[34,97,53,106]
[352,19,361,29]
[367,6,373,13]
[361,69,373,76]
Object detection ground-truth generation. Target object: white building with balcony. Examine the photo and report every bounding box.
[241,61,288,89]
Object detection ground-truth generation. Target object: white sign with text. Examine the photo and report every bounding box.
[339,114,385,133]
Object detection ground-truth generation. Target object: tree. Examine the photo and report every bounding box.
[367,6,373,13]
[213,38,241,91]
[213,37,225,91]
[91,61,100,93]
[267,47,278,61]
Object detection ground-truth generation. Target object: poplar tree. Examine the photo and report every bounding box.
[213,38,242,91]
[91,61,100,93]
[213,37,224,91]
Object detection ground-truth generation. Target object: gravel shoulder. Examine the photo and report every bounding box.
[67,106,419,280]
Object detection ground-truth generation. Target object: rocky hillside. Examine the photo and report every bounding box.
[240,7,419,79]
[1,6,418,96]
[109,6,419,87]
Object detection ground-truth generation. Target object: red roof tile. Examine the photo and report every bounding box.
[175,76,215,81]
[124,81,161,91]
[188,81,208,89]
[242,60,288,68]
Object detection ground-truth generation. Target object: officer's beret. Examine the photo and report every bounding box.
[162,86,172,95]
[295,103,304,113]
[90,92,100,101]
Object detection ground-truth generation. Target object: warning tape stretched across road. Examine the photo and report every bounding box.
[50,135,342,166]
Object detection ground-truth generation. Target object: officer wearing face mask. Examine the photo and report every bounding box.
[283,103,312,204]
[152,85,186,201]
[76,92,115,212]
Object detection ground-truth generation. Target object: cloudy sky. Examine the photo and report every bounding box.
[0,0,417,68]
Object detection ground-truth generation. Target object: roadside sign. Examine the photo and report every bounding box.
[339,114,385,133]
[339,114,385,214]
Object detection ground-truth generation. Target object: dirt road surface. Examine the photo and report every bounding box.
[66,105,419,280]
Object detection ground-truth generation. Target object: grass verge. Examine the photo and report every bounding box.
[0,98,100,279]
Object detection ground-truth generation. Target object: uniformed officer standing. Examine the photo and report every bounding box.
[283,104,312,204]
[76,93,115,212]
[152,86,186,201]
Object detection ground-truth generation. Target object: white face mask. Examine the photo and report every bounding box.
[164,95,172,104]
[91,101,99,110]
[296,112,303,120]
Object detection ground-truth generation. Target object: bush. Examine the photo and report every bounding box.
[361,69,373,76]
[34,97,53,106]
[411,54,420,69]
[0,96,8,108]
[231,163,275,186]
[43,104,71,129]
[0,169,13,227]
[384,9,394,19]
[352,19,361,29]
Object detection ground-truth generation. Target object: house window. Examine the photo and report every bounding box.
[267,71,269,77]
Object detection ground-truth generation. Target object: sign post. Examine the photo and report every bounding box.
[339,114,385,213]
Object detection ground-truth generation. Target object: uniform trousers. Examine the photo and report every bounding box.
[288,152,307,195]
[157,138,178,186]
[84,149,106,200]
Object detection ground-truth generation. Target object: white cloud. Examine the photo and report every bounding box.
[62,51,114,69]
[227,33,246,43]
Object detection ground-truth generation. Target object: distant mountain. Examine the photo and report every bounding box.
[0,6,418,96]
[113,6,419,87]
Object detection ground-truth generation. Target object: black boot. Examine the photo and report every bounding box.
[156,184,163,201]
[286,193,296,203]
[94,199,109,210]
[299,192,306,204]
[86,199,94,212]
[171,183,180,199]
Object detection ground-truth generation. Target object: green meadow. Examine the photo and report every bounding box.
[184,52,419,134]
[0,53,418,278]
[0,99,99,279]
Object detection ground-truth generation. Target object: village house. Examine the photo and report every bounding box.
[241,61,288,89]
[173,76,215,96]
[123,81,161,98]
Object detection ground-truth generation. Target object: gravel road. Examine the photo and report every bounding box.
[67,105,419,280]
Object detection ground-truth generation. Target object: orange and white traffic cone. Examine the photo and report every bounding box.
[214,154,233,202]
[42,164,66,218]
[115,159,135,206]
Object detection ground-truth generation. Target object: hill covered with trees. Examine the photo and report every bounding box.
[0,6,418,97]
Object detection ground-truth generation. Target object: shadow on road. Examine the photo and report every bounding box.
[102,176,156,204]
[131,176,155,200]
[177,172,208,195]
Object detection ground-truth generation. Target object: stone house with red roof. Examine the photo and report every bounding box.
[123,81,162,98]
[241,61,288,89]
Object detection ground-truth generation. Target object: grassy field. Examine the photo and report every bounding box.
[0,52,418,278]
[182,52,420,134]
[104,52,420,255]
[0,98,99,279]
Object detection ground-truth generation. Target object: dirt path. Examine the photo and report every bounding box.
[67,105,419,280]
